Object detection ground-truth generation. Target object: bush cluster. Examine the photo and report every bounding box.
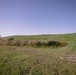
[0,38,67,47]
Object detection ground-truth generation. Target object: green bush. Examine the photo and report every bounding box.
[46,41,66,47]
[34,41,42,47]
[8,37,14,41]
[8,38,15,46]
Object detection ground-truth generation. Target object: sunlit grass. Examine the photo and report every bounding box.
[0,33,76,75]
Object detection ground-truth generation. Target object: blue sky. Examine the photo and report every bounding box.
[0,0,76,37]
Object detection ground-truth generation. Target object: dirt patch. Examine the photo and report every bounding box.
[59,54,76,63]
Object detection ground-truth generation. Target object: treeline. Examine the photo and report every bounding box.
[0,38,67,47]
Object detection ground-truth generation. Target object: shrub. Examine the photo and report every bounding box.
[14,40,21,46]
[23,41,29,46]
[46,41,67,47]
[59,42,68,46]
[8,37,14,41]
[0,39,8,45]
[34,41,42,47]
[7,38,15,45]
[7,41,13,46]
[30,41,35,47]
[47,41,57,46]
[41,42,47,47]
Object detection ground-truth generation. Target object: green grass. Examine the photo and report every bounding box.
[0,33,76,75]
[3,33,76,41]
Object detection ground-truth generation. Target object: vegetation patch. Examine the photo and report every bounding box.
[0,34,76,75]
[0,38,67,47]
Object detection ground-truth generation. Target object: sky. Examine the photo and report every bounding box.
[0,0,76,37]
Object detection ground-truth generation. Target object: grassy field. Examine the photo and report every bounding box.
[6,33,76,41]
[0,33,76,75]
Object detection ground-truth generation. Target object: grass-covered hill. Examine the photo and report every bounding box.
[0,33,76,75]
[5,33,76,41]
